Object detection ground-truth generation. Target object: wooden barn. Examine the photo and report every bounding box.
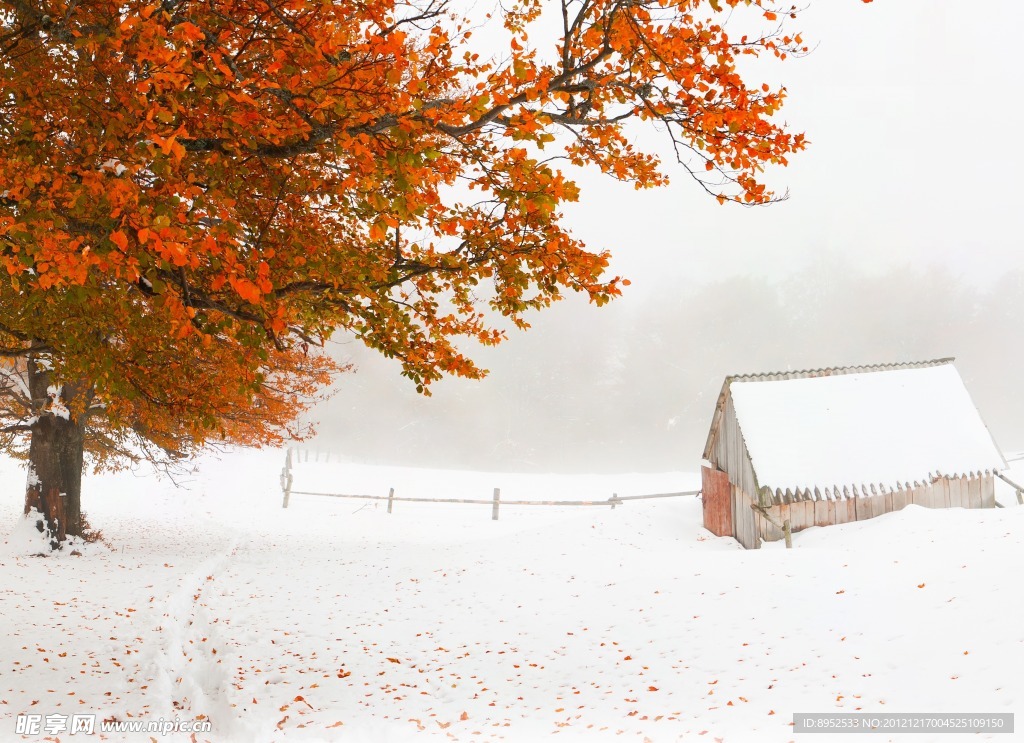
[701,358,1007,549]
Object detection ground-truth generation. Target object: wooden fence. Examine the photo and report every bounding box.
[279,449,700,520]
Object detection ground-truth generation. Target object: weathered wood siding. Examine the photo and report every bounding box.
[753,474,997,545]
[701,466,732,537]
[709,393,761,507]
[731,485,759,549]
[707,392,763,548]
[980,474,995,507]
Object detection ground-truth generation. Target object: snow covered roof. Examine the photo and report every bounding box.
[705,359,1006,495]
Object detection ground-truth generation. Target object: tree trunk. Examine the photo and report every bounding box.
[23,359,87,550]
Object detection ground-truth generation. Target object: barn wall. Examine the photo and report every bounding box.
[710,393,761,506]
[701,466,732,537]
[981,474,995,507]
[709,391,765,548]
[751,475,997,546]
[731,486,760,549]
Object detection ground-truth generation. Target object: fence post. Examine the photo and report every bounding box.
[281,448,294,508]
[492,487,500,521]
[387,487,395,514]
[608,493,619,509]
[783,519,792,549]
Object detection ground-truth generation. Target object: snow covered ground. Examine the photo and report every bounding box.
[1,449,1022,742]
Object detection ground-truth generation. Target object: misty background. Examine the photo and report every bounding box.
[305,1,1024,472]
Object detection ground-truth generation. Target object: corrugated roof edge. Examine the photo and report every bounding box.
[701,357,956,463]
[724,356,955,385]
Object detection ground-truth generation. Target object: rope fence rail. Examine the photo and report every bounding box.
[279,449,701,519]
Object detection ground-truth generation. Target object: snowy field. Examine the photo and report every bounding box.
[1,449,1022,742]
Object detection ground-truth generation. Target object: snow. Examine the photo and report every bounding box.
[728,364,1006,494]
[0,362,32,401]
[44,385,71,420]
[1,449,1022,742]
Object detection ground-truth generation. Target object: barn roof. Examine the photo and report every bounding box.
[703,358,1006,496]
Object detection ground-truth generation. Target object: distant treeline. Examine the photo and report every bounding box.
[312,261,1024,472]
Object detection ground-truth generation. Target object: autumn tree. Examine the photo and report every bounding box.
[1,0,815,548]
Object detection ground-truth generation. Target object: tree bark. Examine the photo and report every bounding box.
[23,359,87,550]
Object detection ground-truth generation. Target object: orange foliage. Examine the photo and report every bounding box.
[0,0,818,456]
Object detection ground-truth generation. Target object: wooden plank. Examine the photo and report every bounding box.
[871,493,886,519]
[280,448,294,509]
[909,485,922,507]
[917,483,931,508]
[796,499,815,532]
[945,477,958,508]
[783,500,799,531]
[701,466,732,537]
[814,498,829,527]
[916,484,930,507]
[731,487,745,547]
[827,498,836,526]
[761,505,783,543]
[854,493,871,521]
[921,485,937,509]
[891,488,907,512]
[980,475,995,508]
[883,491,893,515]
[968,476,982,509]
[733,487,758,549]
[833,497,849,525]
[713,396,762,515]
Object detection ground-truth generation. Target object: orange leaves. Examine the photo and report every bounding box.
[0,0,827,468]
[368,219,389,243]
[110,231,129,251]
[175,22,206,43]
[230,277,262,305]
[152,134,185,164]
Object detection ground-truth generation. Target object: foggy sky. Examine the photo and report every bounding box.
[305,1,1024,473]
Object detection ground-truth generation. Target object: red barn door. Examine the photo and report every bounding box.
[702,466,732,537]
